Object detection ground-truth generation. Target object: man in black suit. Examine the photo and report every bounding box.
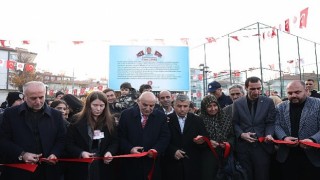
[0,81,66,180]
[232,76,276,180]
[163,94,208,180]
[118,91,170,180]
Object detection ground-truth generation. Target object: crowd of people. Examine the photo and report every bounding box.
[0,77,320,180]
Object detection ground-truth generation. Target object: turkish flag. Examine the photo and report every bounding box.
[300,7,309,28]
[97,85,103,91]
[287,60,294,64]
[16,62,25,71]
[198,74,203,80]
[206,37,216,43]
[154,51,162,58]
[271,28,276,38]
[65,89,69,94]
[230,36,239,41]
[22,40,30,45]
[136,50,144,57]
[293,16,297,24]
[180,38,189,45]
[285,19,290,33]
[213,73,218,78]
[25,64,34,72]
[72,41,84,45]
[7,60,15,70]
[0,40,6,47]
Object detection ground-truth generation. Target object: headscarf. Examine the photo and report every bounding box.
[200,95,233,142]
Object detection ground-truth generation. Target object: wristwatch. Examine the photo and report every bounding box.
[18,151,26,161]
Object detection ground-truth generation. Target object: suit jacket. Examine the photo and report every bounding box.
[163,112,208,180]
[232,95,276,154]
[0,102,66,180]
[65,118,119,180]
[118,105,170,180]
[275,97,320,167]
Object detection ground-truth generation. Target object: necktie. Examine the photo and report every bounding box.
[251,101,255,119]
[142,115,148,128]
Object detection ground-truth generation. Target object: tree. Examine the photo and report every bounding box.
[10,48,41,91]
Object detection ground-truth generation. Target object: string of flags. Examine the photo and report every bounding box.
[0,7,310,49]
[0,59,35,72]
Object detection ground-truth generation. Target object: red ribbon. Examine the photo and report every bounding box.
[194,136,231,159]
[258,137,320,148]
[1,150,158,180]
[0,163,38,172]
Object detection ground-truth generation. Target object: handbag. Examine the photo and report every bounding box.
[215,152,248,180]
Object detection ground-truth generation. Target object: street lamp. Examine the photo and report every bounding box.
[199,64,210,97]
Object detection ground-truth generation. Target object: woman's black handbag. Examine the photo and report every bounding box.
[215,153,248,180]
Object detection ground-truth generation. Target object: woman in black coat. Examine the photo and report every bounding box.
[65,91,119,180]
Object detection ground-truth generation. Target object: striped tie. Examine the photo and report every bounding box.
[142,115,148,128]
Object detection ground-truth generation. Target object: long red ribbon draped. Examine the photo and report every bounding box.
[0,163,38,172]
[2,150,158,180]
[258,137,320,148]
[194,136,231,159]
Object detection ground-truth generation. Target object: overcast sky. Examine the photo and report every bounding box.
[1,0,319,80]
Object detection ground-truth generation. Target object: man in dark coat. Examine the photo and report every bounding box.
[163,94,208,180]
[232,77,276,180]
[207,81,233,108]
[118,91,170,180]
[0,81,66,180]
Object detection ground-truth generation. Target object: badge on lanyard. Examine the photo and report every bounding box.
[93,130,104,139]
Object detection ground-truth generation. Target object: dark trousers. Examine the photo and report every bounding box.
[281,148,320,180]
[237,143,271,180]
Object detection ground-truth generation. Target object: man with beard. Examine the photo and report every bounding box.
[275,80,320,179]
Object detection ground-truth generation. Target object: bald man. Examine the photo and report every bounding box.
[118,92,170,180]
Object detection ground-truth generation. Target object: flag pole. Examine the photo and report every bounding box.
[204,44,207,95]
[276,29,284,97]
[296,37,302,80]
[257,22,264,93]
[227,35,232,85]
[315,43,319,90]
